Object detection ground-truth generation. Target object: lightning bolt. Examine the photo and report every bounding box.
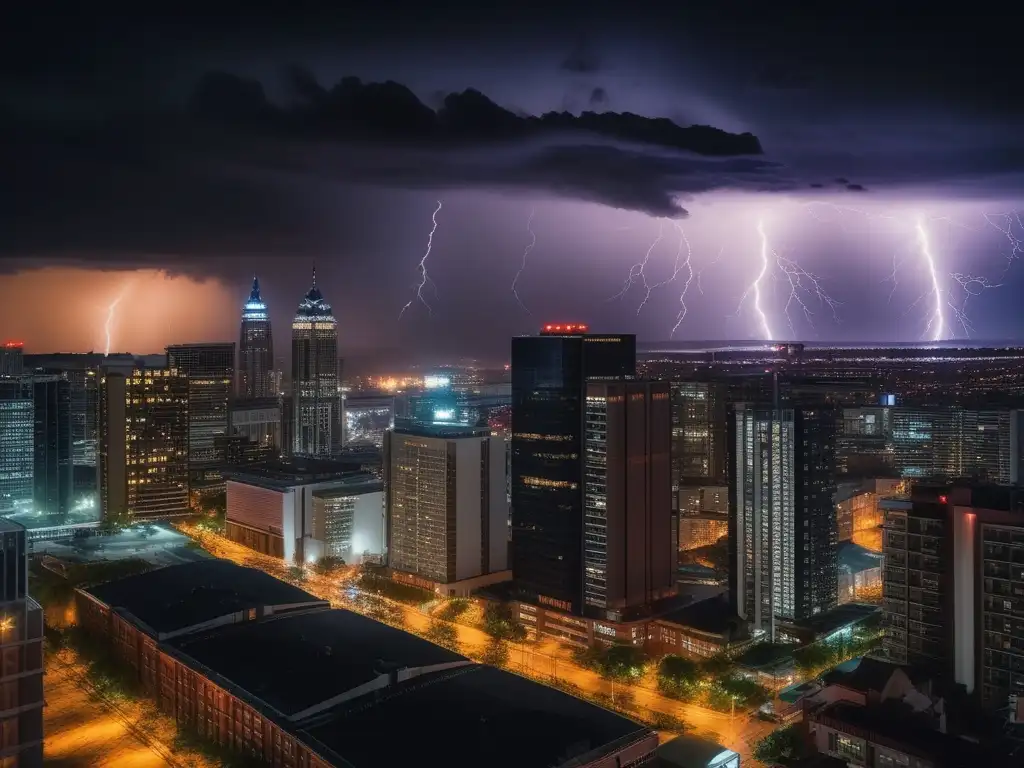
[949,272,1003,338]
[511,207,537,314]
[103,287,130,356]
[610,219,664,308]
[662,223,695,336]
[982,210,1024,267]
[697,246,723,296]
[734,220,774,340]
[399,200,443,320]
[914,219,946,342]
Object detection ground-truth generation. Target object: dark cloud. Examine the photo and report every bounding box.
[846,183,866,192]
[589,87,608,106]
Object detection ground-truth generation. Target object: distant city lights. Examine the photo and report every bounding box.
[424,375,451,389]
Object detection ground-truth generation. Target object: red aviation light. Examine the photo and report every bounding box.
[541,323,589,335]
[938,494,948,505]
[3,341,23,348]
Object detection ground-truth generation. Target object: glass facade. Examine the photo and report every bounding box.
[980,523,1024,709]
[510,332,635,614]
[387,433,450,582]
[583,394,608,609]
[670,381,726,492]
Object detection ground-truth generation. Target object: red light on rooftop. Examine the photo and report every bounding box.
[938,494,948,505]
[3,341,23,349]
[541,323,588,334]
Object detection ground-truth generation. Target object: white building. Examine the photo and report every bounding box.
[384,422,509,596]
[225,460,383,564]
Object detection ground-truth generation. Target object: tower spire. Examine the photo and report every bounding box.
[312,263,317,288]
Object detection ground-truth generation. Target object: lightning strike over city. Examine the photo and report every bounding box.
[399,199,443,320]
[611,218,665,309]
[511,207,537,313]
[103,287,129,356]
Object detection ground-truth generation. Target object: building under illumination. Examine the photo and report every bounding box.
[98,362,190,520]
[0,388,33,519]
[729,404,838,640]
[0,341,23,377]
[229,397,281,452]
[166,343,235,499]
[311,476,384,564]
[291,269,341,457]
[385,422,509,596]
[341,394,394,448]
[238,276,275,399]
[510,324,636,615]
[670,381,727,494]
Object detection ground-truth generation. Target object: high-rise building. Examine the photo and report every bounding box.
[26,375,72,520]
[385,422,508,594]
[238,276,275,399]
[292,269,340,457]
[729,404,838,640]
[229,398,281,452]
[98,363,190,520]
[670,380,727,494]
[0,520,43,766]
[166,343,235,498]
[0,341,23,377]
[510,324,636,615]
[882,482,1024,711]
[582,380,675,617]
[0,388,33,519]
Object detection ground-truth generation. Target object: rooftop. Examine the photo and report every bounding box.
[83,560,326,637]
[300,664,652,768]
[813,700,1000,765]
[657,594,742,636]
[781,602,880,639]
[391,421,491,439]
[224,458,369,490]
[312,474,382,498]
[169,609,465,718]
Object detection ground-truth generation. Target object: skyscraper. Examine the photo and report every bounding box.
[292,268,340,457]
[510,324,636,615]
[729,404,838,640]
[670,380,727,492]
[0,341,23,377]
[583,380,675,617]
[238,276,274,399]
[385,422,508,593]
[0,387,33,519]
[98,363,189,520]
[166,343,235,498]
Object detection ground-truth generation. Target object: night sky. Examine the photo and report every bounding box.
[3,3,1023,363]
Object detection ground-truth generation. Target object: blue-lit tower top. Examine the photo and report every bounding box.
[294,266,336,322]
[242,276,269,321]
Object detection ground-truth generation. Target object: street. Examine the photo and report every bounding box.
[175,523,775,762]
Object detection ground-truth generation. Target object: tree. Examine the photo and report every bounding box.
[648,711,688,733]
[753,723,805,764]
[480,637,510,667]
[482,602,527,642]
[311,556,346,576]
[437,597,470,623]
[574,644,648,681]
[424,619,460,652]
[286,566,306,582]
[657,655,702,699]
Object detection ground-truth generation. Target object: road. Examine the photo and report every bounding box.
[175,523,775,763]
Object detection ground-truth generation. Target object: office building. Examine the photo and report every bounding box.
[582,380,675,617]
[882,482,1024,711]
[0,341,23,377]
[678,485,729,550]
[729,404,838,640]
[0,389,33,518]
[225,459,381,563]
[229,397,281,452]
[0,520,43,766]
[891,407,1016,482]
[26,375,72,520]
[836,477,902,551]
[311,475,384,565]
[511,324,636,615]
[98,363,190,520]
[670,381,727,495]
[238,276,275,399]
[291,269,341,457]
[385,422,509,596]
[166,343,235,498]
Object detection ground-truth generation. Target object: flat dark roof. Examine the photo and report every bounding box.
[301,664,650,768]
[312,475,382,498]
[391,421,490,438]
[785,602,880,637]
[169,609,464,718]
[224,458,368,490]
[84,560,325,636]
[658,594,739,635]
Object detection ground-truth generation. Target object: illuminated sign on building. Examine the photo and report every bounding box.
[424,375,451,389]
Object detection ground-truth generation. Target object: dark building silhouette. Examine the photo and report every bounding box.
[510,324,636,615]
[238,276,275,399]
